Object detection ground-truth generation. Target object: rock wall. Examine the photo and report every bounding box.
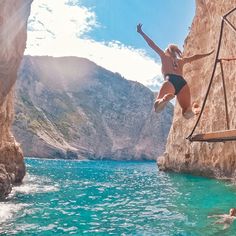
[0,0,32,198]
[158,0,236,179]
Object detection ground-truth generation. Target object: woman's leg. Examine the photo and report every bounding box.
[156,81,175,100]
[154,81,175,112]
[177,84,200,119]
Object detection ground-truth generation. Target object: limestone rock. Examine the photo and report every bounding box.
[0,0,32,198]
[158,0,236,179]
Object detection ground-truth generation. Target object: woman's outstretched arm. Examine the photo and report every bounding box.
[208,214,224,218]
[137,23,164,57]
[182,50,214,64]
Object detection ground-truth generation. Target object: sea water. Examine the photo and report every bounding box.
[0,158,236,236]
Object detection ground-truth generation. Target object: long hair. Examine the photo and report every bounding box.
[165,44,182,69]
[165,44,182,59]
[230,208,236,216]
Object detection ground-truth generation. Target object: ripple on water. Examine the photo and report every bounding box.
[0,172,60,234]
[1,159,236,236]
[0,203,28,224]
[11,173,59,195]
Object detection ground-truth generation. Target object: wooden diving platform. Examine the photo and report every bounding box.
[188,129,236,142]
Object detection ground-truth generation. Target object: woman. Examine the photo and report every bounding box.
[137,23,214,119]
[208,208,236,229]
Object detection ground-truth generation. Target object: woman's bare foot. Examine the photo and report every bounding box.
[183,103,200,119]
[154,93,174,112]
[183,110,195,119]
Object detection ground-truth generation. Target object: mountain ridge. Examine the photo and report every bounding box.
[13,55,173,160]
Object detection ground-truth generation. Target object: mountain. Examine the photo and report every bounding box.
[145,75,164,92]
[13,56,173,160]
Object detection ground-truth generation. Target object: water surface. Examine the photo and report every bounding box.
[0,158,236,235]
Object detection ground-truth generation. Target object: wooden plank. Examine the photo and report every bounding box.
[189,129,236,142]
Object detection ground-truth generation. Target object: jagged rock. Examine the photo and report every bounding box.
[13,56,173,160]
[0,0,33,198]
[158,0,236,179]
[66,149,79,159]
[0,141,26,183]
[0,164,12,199]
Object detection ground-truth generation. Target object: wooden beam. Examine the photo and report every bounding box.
[189,129,236,142]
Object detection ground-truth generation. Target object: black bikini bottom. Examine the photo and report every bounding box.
[165,74,187,95]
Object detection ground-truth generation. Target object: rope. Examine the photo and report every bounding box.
[187,6,236,141]
[219,60,230,130]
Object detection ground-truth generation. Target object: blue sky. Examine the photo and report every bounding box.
[79,0,195,56]
[26,0,195,89]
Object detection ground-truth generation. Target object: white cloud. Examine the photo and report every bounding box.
[26,0,163,88]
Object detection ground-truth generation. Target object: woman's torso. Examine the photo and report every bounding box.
[161,54,184,77]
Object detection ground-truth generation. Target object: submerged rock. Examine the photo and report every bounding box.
[158,0,236,179]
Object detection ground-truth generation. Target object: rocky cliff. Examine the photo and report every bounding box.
[0,0,32,198]
[158,0,236,179]
[13,56,173,160]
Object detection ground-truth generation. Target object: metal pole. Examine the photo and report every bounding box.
[223,17,236,34]
[219,60,230,130]
[224,7,236,18]
[187,6,236,142]
[187,20,225,141]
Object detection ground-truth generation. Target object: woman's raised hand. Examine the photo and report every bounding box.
[137,23,143,34]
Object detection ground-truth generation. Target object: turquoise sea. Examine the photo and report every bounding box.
[1,158,236,235]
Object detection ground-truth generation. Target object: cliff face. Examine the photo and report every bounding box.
[158,0,236,178]
[0,0,32,198]
[13,56,173,160]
